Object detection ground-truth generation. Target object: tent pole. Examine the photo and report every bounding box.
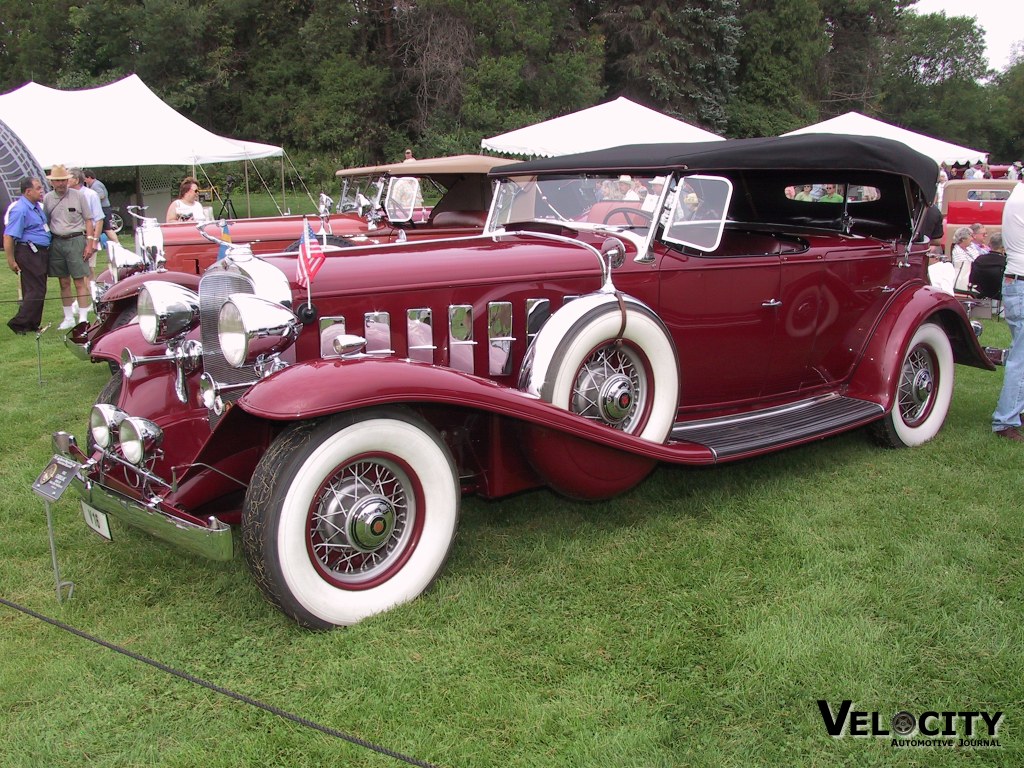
[281,156,285,215]
[245,161,251,217]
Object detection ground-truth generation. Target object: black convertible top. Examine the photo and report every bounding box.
[490,134,939,200]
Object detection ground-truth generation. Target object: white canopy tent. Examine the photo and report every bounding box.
[0,75,284,218]
[481,97,723,158]
[0,74,281,167]
[782,112,987,166]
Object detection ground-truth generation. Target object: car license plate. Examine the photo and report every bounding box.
[81,502,112,541]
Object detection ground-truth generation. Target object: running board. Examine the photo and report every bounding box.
[670,395,884,460]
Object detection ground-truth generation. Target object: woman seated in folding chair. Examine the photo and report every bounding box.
[950,226,976,293]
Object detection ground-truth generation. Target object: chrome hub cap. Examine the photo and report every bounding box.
[343,496,397,552]
[898,347,935,424]
[598,374,634,424]
[572,344,646,432]
[311,459,410,581]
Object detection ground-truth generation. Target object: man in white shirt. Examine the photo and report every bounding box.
[992,183,1024,440]
[69,167,105,299]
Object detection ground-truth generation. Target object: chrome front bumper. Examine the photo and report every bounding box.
[53,432,234,561]
[63,322,93,361]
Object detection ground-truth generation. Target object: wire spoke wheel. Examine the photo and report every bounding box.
[870,322,953,448]
[309,457,414,586]
[242,408,459,628]
[571,343,648,432]
[896,345,936,427]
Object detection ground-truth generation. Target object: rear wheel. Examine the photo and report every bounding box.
[108,210,124,233]
[870,322,953,447]
[242,408,459,629]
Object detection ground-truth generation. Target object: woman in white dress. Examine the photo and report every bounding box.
[165,177,207,223]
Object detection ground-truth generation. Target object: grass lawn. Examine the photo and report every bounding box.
[1,256,1022,766]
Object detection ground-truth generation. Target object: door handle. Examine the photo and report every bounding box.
[761,299,782,307]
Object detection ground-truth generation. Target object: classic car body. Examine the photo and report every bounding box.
[55,135,993,629]
[66,154,511,363]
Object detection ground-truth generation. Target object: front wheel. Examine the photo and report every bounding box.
[108,210,124,233]
[242,408,459,629]
[870,322,954,447]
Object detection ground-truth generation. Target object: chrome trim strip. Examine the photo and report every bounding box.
[71,473,233,561]
[63,334,92,361]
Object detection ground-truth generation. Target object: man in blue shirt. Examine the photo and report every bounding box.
[4,176,52,334]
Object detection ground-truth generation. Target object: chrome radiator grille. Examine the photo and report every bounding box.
[200,269,259,407]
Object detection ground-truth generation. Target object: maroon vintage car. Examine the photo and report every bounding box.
[67,154,511,363]
[54,135,993,629]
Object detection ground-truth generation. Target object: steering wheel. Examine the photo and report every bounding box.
[602,207,654,227]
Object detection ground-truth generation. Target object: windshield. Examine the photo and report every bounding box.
[336,176,383,214]
[488,173,670,237]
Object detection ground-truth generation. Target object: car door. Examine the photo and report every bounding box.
[654,247,782,409]
[763,249,828,395]
[810,241,899,383]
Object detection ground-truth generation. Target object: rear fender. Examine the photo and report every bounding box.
[235,358,715,465]
[846,285,993,408]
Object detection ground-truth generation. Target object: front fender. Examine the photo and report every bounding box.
[100,269,201,304]
[846,284,994,408]
[91,321,154,366]
[236,358,716,465]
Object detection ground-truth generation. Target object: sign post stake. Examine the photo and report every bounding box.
[32,454,83,604]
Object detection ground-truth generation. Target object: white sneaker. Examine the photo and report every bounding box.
[59,317,76,330]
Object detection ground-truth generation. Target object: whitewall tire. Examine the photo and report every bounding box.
[871,322,954,448]
[242,408,459,628]
[521,293,679,443]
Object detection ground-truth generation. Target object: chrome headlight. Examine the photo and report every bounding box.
[118,417,163,465]
[218,293,300,368]
[137,282,200,344]
[89,404,127,449]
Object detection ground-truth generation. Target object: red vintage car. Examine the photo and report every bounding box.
[55,135,993,629]
[160,153,508,274]
[941,178,1019,253]
[67,154,510,362]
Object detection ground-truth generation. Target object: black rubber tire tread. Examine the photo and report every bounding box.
[241,418,321,625]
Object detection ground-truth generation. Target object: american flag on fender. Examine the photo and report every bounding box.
[296,216,325,288]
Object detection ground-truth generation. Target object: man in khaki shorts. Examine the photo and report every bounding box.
[43,164,100,329]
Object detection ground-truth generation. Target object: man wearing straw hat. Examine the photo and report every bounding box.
[43,163,98,329]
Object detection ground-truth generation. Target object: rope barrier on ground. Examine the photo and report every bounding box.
[0,596,442,768]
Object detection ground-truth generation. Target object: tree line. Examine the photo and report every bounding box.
[1,0,1021,188]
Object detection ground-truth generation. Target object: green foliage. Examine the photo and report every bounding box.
[602,1,740,133]
[987,59,1024,161]
[727,0,827,137]
[0,0,1020,165]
